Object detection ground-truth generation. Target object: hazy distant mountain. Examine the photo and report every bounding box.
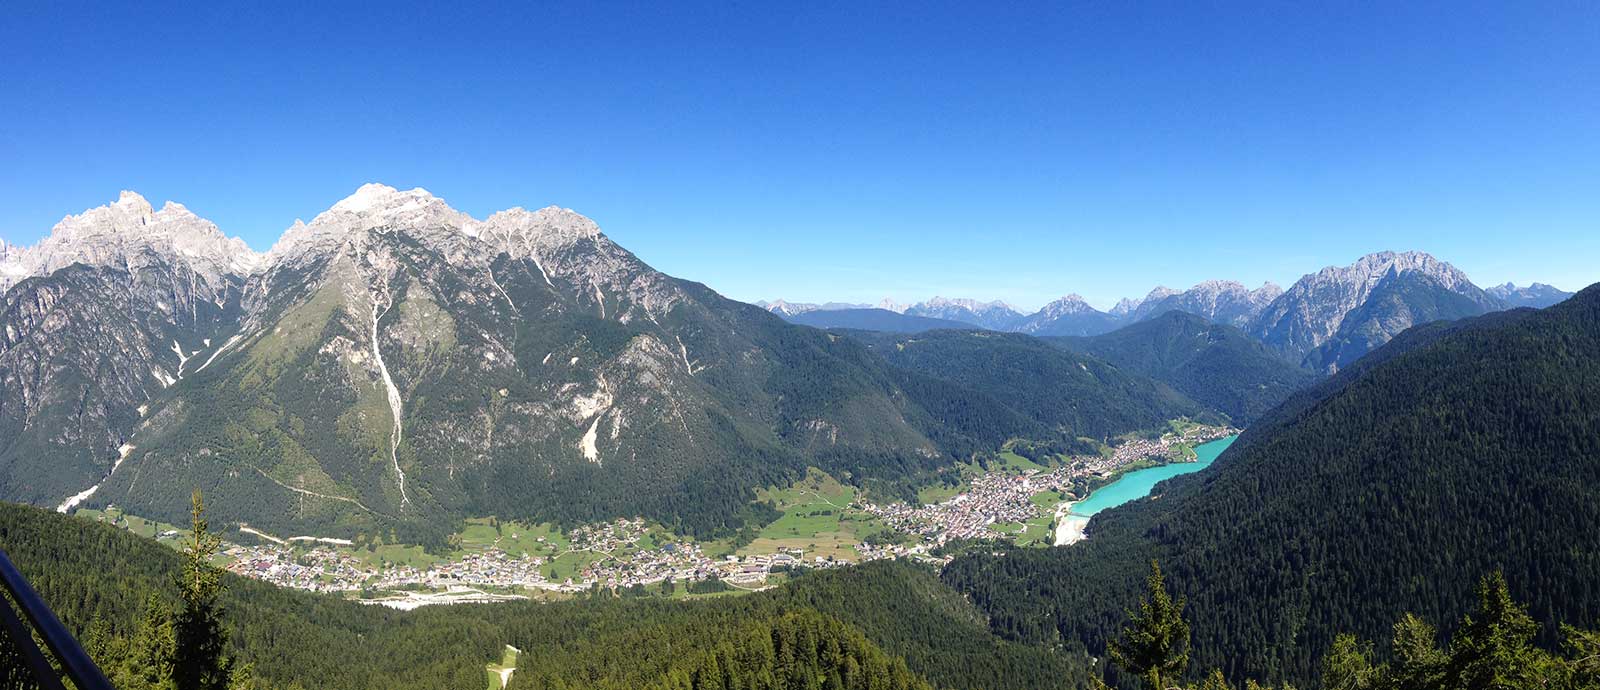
[904,297,1026,330]
[1487,282,1573,309]
[1249,251,1504,372]
[1123,280,1283,329]
[787,308,975,333]
[756,299,874,316]
[1014,294,1121,336]
[1050,311,1316,424]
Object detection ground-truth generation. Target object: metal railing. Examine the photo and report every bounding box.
[0,548,114,690]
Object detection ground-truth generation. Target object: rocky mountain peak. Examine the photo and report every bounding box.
[313,184,470,231]
[265,184,474,265]
[1487,281,1574,309]
[1039,294,1097,315]
[478,205,603,254]
[1191,279,1246,293]
[4,191,262,287]
[1109,296,1141,316]
[922,296,1013,312]
[1142,286,1180,302]
[1252,282,1284,301]
[1336,250,1472,292]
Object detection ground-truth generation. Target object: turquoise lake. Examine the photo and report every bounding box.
[1068,435,1238,517]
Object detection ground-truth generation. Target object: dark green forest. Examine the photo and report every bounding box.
[842,328,1220,442]
[1048,311,1317,425]
[0,501,1085,690]
[944,286,1600,686]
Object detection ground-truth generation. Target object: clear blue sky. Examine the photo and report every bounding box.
[2,2,1596,310]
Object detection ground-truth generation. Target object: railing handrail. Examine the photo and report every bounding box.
[0,548,115,690]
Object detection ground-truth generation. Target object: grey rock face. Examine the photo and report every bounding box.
[1250,251,1502,371]
[1125,280,1282,329]
[0,191,257,505]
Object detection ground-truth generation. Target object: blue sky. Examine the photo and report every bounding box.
[2,2,1596,310]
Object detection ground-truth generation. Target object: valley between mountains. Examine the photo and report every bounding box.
[1,186,1594,690]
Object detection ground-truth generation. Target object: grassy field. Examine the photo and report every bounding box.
[991,450,1049,473]
[541,549,607,583]
[453,518,570,559]
[743,469,882,562]
[916,481,963,505]
[75,507,185,544]
[362,543,440,570]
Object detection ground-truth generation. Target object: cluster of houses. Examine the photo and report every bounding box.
[220,517,842,598]
[859,425,1239,546]
[1102,425,1238,470]
[859,468,1074,545]
[222,545,371,592]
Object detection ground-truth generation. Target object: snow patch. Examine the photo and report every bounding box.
[57,443,136,512]
[580,415,603,465]
[196,333,244,372]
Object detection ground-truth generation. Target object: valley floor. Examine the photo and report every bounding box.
[75,421,1236,607]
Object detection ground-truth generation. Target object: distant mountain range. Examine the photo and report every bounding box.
[1487,281,1573,308]
[761,253,1575,372]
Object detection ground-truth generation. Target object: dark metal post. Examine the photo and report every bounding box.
[0,548,115,690]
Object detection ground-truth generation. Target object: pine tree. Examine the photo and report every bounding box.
[1386,614,1445,690]
[1110,560,1191,689]
[1322,634,1376,690]
[127,593,175,690]
[1444,572,1540,690]
[170,490,236,690]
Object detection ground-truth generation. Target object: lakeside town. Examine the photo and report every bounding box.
[88,424,1236,607]
[857,424,1238,546]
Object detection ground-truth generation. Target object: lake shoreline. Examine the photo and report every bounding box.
[1051,434,1238,546]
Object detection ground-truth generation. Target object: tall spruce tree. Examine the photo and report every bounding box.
[1110,561,1192,689]
[170,490,237,690]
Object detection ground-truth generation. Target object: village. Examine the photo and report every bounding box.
[208,425,1236,604]
[219,516,849,600]
[858,424,1236,545]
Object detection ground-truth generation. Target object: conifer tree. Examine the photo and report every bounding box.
[170,490,236,690]
[1110,560,1191,689]
[1444,572,1540,689]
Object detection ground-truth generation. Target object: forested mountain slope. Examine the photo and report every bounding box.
[944,283,1600,687]
[842,329,1219,446]
[0,501,1086,690]
[1050,311,1317,425]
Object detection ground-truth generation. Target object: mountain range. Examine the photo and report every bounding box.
[1,186,1245,544]
[764,254,1573,373]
